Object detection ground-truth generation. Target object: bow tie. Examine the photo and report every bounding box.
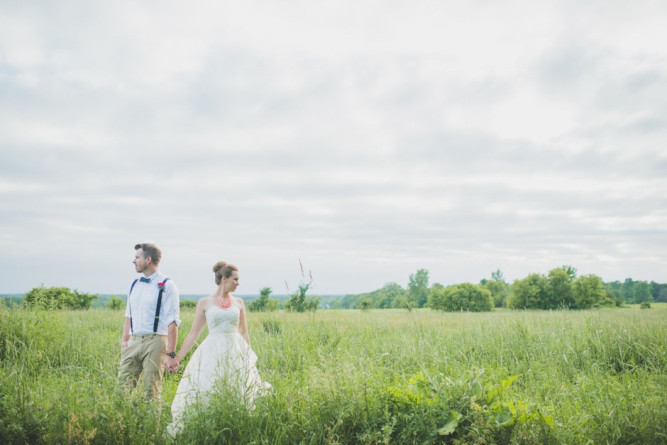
[139,277,151,283]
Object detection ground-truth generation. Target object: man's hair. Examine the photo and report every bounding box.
[135,243,162,266]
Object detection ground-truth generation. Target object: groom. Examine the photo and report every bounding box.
[117,243,180,400]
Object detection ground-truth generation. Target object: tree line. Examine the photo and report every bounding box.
[9,283,319,314]
[331,266,665,311]
[6,267,665,312]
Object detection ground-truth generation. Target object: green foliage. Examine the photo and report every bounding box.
[180,299,197,309]
[285,283,320,312]
[508,273,551,309]
[285,261,319,312]
[386,370,555,442]
[353,282,405,309]
[491,269,506,282]
[508,268,612,310]
[407,269,429,308]
[0,297,22,309]
[357,296,373,310]
[429,283,493,312]
[248,287,280,312]
[640,301,651,309]
[484,279,509,308]
[547,267,575,308]
[392,295,415,311]
[632,281,653,304]
[106,295,124,310]
[653,282,667,303]
[607,279,666,304]
[1,305,666,443]
[340,271,667,312]
[23,286,98,310]
[572,274,607,309]
[561,265,577,279]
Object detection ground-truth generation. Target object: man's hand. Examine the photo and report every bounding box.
[121,340,129,349]
[165,357,179,373]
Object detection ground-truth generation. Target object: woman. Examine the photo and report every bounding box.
[166,261,271,436]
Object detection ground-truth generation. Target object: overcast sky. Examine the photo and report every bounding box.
[1,0,666,296]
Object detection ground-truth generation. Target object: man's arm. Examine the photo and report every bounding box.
[165,321,179,370]
[121,317,131,349]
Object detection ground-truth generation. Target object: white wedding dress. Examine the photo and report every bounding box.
[167,304,271,436]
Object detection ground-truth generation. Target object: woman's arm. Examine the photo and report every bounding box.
[237,298,250,345]
[174,298,208,364]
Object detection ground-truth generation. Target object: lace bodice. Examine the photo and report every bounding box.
[205,304,239,335]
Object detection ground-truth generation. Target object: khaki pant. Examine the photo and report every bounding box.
[117,334,167,400]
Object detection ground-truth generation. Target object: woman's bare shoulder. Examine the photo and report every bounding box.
[197,295,216,310]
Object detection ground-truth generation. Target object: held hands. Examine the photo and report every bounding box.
[164,357,179,373]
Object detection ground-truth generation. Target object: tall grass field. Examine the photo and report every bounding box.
[1,305,666,444]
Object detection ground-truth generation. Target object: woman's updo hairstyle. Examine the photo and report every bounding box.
[213,261,238,285]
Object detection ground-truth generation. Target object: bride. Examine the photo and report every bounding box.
[166,261,271,436]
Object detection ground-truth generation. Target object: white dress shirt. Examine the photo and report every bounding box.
[125,271,181,335]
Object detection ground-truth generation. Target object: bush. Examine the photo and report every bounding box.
[507,274,550,309]
[429,283,493,312]
[248,287,280,312]
[180,299,197,309]
[285,283,320,312]
[572,274,606,309]
[640,302,651,309]
[23,286,98,310]
[106,295,124,310]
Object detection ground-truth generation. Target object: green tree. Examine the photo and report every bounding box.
[180,299,197,309]
[658,287,667,303]
[353,283,405,309]
[560,265,577,279]
[484,280,509,308]
[491,269,505,282]
[392,295,414,311]
[572,274,606,309]
[482,269,509,308]
[407,269,429,308]
[427,283,446,310]
[358,296,373,310]
[376,283,405,308]
[429,283,492,312]
[507,274,550,309]
[605,281,623,300]
[23,286,98,310]
[621,278,635,302]
[106,295,124,310]
[632,281,652,304]
[547,267,574,308]
[249,287,279,312]
[286,283,320,312]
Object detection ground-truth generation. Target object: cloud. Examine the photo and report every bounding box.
[1,0,666,295]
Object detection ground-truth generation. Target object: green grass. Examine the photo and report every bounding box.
[1,305,666,444]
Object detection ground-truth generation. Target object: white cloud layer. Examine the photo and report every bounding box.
[1,0,666,295]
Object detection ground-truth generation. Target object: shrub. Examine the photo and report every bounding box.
[507,274,550,309]
[23,286,98,310]
[429,283,493,312]
[286,283,320,312]
[572,274,606,309]
[106,295,124,310]
[248,287,280,312]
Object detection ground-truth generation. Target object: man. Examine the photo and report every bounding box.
[117,243,180,400]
